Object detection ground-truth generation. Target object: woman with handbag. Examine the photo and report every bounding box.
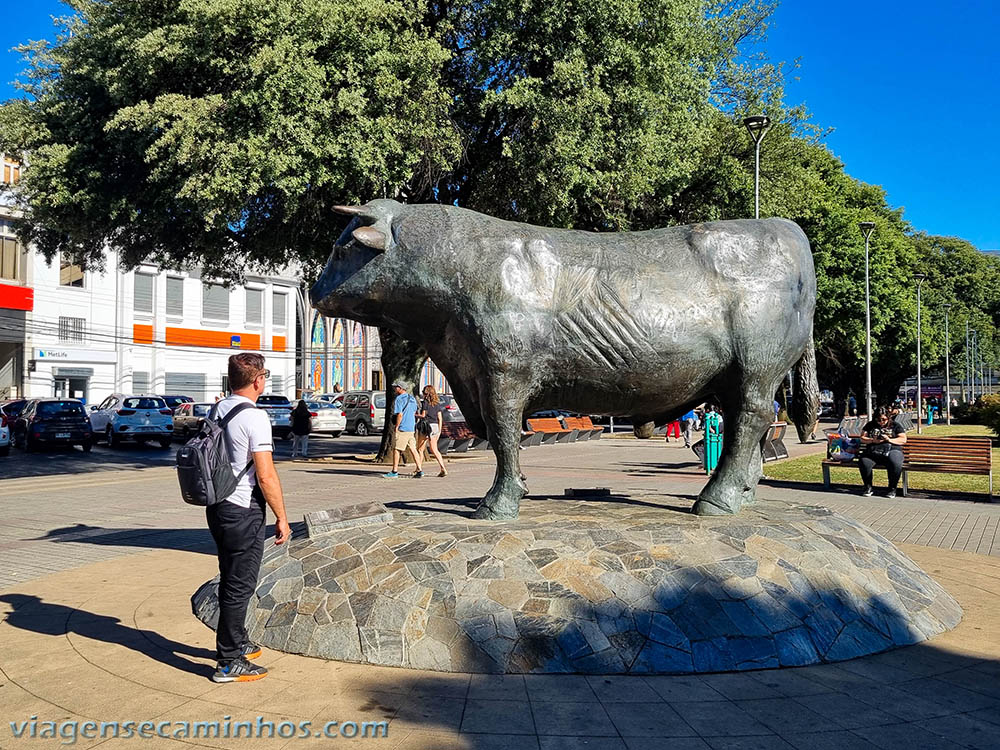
[857,406,907,498]
[416,385,448,477]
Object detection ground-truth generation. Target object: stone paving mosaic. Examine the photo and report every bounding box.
[192,497,962,674]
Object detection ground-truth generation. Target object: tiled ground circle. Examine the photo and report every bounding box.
[193,498,961,673]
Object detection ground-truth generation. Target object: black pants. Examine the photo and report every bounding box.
[206,490,266,663]
[858,450,904,491]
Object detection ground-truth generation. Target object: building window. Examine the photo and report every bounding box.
[273,291,287,328]
[246,288,263,325]
[132,371,150,393]
[271,374,283,396]
[1,156,19,185]
[0,220,21,282]
[59,255,85,287]
[134,273,154,314]
[203,283,229,322]
[166,277,184,317]
[58,316,86,342]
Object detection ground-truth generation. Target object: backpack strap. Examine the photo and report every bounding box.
[214,401,257,477]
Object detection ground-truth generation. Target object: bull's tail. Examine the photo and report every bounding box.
[790,331,820,443]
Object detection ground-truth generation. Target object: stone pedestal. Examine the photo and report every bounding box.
[192,497,961,674]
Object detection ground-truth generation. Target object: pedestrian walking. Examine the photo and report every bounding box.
[416,385,448,477]
[290,400,312,458]
[207,353,291,683]
[681,409,697,448]
[857,405,907,498]
[383,383,424,479]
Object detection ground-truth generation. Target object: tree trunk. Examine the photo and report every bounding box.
[374,327,428,463]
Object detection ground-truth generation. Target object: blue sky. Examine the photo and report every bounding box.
[3,1,999,249]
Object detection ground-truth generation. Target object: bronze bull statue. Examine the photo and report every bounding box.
[312,200,819,519]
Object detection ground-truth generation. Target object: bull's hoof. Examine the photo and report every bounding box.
[471,503,519,520]
[472,479,527,520]
[692,499,735,516]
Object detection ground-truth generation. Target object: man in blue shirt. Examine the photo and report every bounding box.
[681,409,697,448]
[383,383,424,479]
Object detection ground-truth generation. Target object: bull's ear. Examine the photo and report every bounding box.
[352,226,387,251]
[333,205,369,216]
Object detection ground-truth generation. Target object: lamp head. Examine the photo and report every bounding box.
[943,303,952,311]
[742,115,771,142]
[858,221,876,240]
[914,273,927,283]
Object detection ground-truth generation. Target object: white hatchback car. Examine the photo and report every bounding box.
[294,400,347,437]
[89,394,174,448]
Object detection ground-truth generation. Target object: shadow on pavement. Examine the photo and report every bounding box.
[34,524,215,554]
[760,478,993,504]
[0,593,214,677]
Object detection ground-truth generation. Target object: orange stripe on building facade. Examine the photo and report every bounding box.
[272,335,286,352]
[133,324,153,344]
[132,325,266,350]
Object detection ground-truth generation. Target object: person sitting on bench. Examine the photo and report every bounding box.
[858,405,907,498]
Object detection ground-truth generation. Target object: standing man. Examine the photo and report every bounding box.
[208,353,291,683]
[681,409,697,448]
[383,383,424,479]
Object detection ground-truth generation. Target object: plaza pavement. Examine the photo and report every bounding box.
[1,434,1000,748]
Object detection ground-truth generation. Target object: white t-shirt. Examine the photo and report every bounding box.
[213,394,273,508]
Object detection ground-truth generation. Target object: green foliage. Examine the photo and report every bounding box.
[961,394,1000,436]
[2,0,461,277]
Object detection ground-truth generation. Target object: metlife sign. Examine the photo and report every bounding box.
[34,347,117,364]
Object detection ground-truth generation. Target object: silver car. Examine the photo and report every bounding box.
[294,400,347,437]
[256,394,293,439]
[343,391,387,436]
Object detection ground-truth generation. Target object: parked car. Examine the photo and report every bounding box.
[0,408,9,456]
[161,394,194,410]
[342,390,387,436]
[89,394,174,448]
[13,398,93,452]
[438,394,466,423]
[172,402,215,439]
[1,398,30,422]
[257,394,293,439]
[315,393,345,407]
[293,400,346,437]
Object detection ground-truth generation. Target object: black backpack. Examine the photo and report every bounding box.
[176,402,255,506]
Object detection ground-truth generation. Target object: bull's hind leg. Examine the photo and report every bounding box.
[471,379,529,521]
[693,376,778,516]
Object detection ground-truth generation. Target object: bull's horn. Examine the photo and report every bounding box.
[352,226,387,251]
[333,205,369,216]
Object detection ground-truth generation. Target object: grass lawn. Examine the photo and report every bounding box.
[763,423,997,497]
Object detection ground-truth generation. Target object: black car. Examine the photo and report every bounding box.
[14,398,94,452]
[161,394,194,410]
[1,398,30,420]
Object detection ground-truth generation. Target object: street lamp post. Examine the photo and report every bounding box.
[944,304,952,425]
[743,116,772,220]
[972,329,978,402]
[859,222,876,417]
[965,320,970,402]
[915,273,927,434]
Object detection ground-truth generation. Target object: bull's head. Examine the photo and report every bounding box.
[310,199,402,324]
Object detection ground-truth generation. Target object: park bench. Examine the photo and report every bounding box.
[562,416,604,441]
[579,416,605,439]
[526,417,578,445]
[760,422,789,463]
[440,421,476,453]
[821,435,993,499]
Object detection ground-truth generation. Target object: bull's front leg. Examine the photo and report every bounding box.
[471,378,528,520]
